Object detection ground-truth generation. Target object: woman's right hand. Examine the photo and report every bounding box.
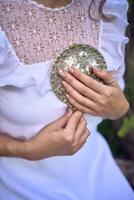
[22,109,90,160]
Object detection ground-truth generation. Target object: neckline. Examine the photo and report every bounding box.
[27,0,74,12]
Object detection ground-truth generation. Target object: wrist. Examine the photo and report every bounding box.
[121,99,130,116]
[111,99,130,120]
[23,140,37,160]
[24,138,50,161]
[6,140,30,159]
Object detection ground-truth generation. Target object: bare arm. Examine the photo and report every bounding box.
[0,110,89,160]
[0,134,27,158]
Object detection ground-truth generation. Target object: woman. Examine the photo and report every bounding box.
[0,0,133,199]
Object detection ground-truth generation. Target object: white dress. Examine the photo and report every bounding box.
[0,0,134,199]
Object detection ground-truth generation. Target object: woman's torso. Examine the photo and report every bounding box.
[0,0,102,140]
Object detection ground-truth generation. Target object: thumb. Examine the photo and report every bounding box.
[45,108,73,132]
[93,68,117,87]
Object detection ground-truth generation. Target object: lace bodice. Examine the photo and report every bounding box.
[0,0,100,65]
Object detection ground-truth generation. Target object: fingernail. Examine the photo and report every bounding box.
[62,81,67,87]
[59,70,66,77]
[69,67,75,73]
[62,81,65,85]
[66,94,71,99]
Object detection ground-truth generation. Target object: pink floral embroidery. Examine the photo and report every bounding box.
[7,20,20,32]
[29,25,40,37]
[24,7,37,18]
[12,37,24,48]
[19,53,29,64]
[33,42,44,53]
[45,14,57,25]
[0,0,100,65]
[49,31,60,43]
[64,21,74,33]
[2,3,15,14]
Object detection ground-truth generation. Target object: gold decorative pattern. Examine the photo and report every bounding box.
[51,44,107,107]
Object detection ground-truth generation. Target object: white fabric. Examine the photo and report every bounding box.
[99,0,129,90]
[0,0,134,199]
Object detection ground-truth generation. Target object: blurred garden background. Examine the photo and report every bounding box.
[98,0,134,188]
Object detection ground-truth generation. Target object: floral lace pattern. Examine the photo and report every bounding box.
[0,0,100,65]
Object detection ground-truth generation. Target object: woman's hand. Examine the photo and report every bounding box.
[59,67,129,120]
[21,109,89,160]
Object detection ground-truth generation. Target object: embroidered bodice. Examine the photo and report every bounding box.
[0,0,100,64]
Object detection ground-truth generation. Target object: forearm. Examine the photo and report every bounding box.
[0,133,28,158]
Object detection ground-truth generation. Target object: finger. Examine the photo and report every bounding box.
[74,117,87,141]
[65,111,83,134]
[66,94,97,116]
[59,70,101,101]
[79,128,90,144]
[62,81,97,111]
[68,142,85,155]
[93,68,118,87]
[66,67,106,93]
[46,108,73,131]
[73,129,89,153]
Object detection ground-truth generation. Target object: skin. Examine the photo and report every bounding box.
[59,67,129,120]
[34,0,72,8]
[25,110,89,160]
[0,109,90,160]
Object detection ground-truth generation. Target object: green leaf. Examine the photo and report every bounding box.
[118,115,134,137]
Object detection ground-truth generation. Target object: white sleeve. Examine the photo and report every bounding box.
[0,26,19,79]
[99,0,129,90]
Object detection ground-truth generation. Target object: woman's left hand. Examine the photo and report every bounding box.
[59,67,129,120]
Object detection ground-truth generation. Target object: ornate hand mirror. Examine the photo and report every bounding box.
[50,44,107,107]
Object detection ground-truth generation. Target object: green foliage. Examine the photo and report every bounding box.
[98,120,122,156]
[128,0,133,4]
[118,115,134,138]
